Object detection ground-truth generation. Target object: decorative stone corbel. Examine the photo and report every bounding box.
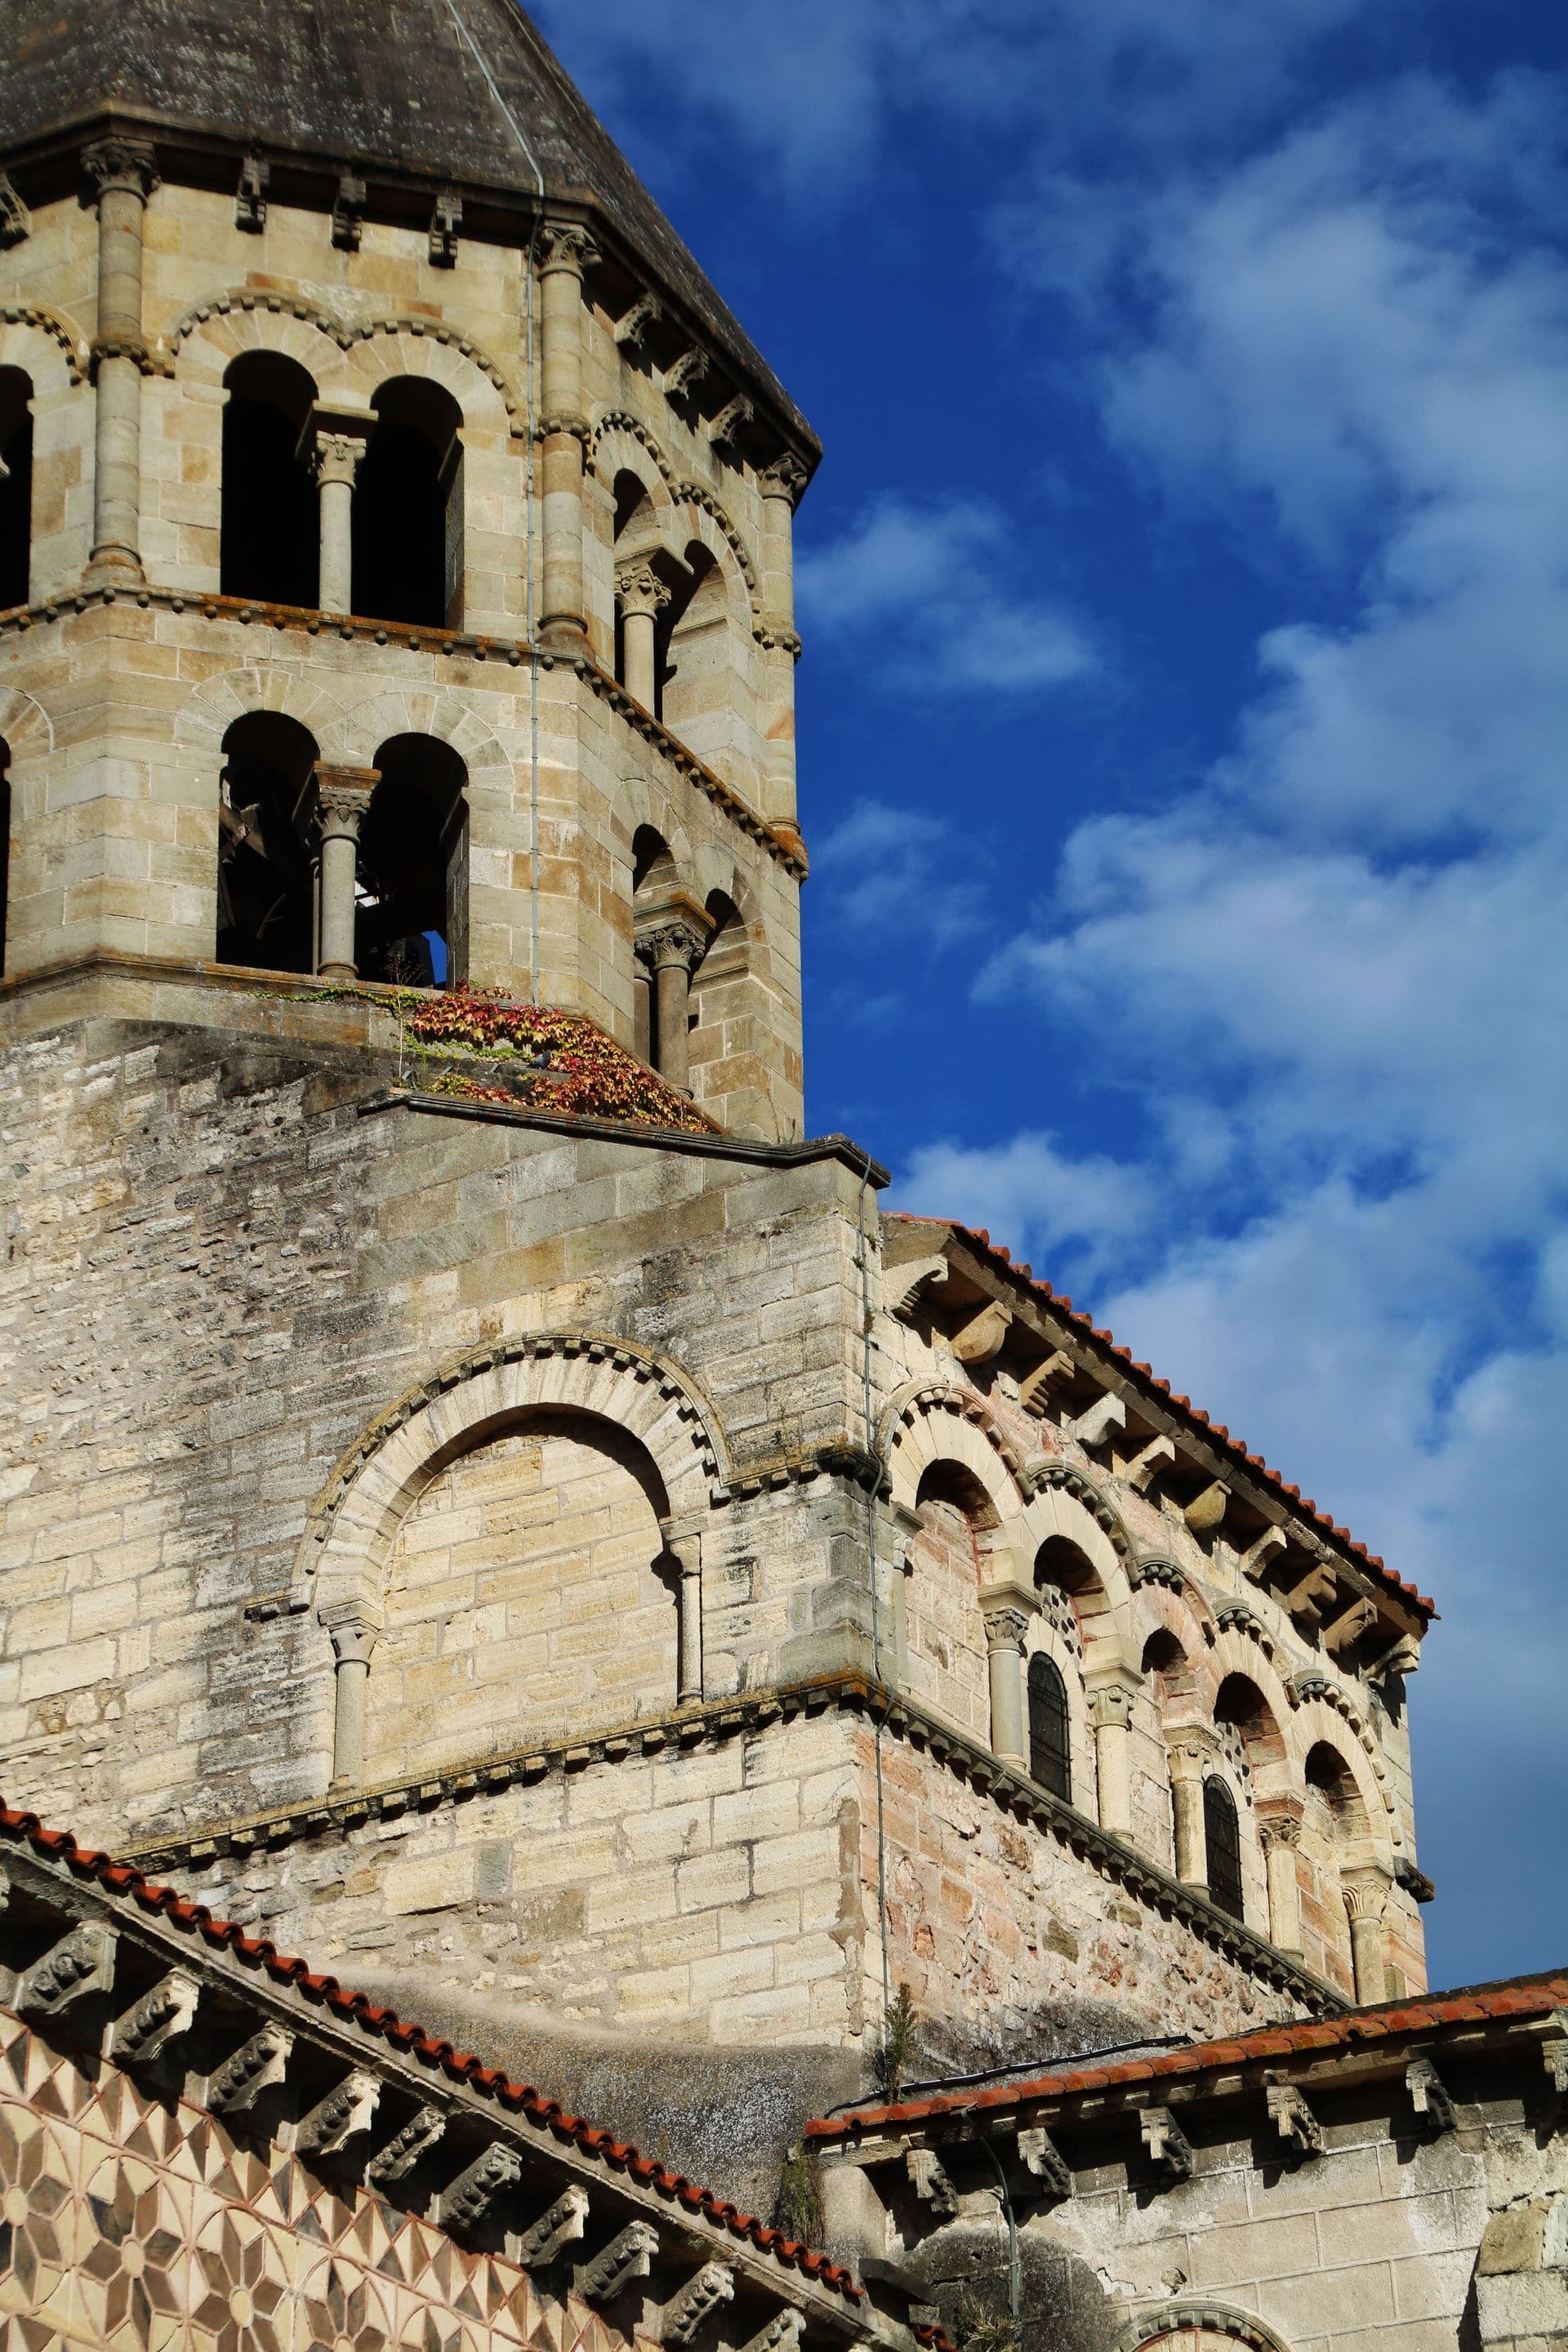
[435,2141,523,2232]
[514,2183,591,2267]
[429,188,462,266]
[1184,1480,1228,1533]
[906,2146,959,2219]
[16,1921,117,2018]
[235,157,268,233]
[951,1299,1013,1365]
[666,346,708,398]
[1405,2054,1456,2134]
[332,172,367,252]
[1016,2124,1072,2198]
[1139,2105,1192,2180]
[888,1255,950,1321]
[616,292,662,349]
[109,1967,199,2065]
[1125,1437,1175,1494]
[710,394,752,450]
[208,2023,293,2116]
[1071,1393,1125,1449]
[297,2069,381,2157]
[577,2220,660,2304]
[1018,1349,1074,1416]
[1266,2078,1322,2157]
[662,2261,736,2344]
[1238,1526,1288,1583]
[0,174,32,248]
[368,2104,448,2185]
[1538,2010,1568,2099]
[738,2309,806,2352]
[1284,1558,1339,1627]
[1323,1594,1378,1658]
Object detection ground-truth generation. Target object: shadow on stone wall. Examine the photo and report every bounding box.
[903,2220,1116,2352]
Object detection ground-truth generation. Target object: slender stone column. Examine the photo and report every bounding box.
[1258,1806,1305,1956]
[312,764,379,979]
[981,1603,1030,1770]
[537,221,599,647]
[660,1516,705,1705]
[632,953,653,1066]
[640,918,705,1092]
[1088,1673,1139,1839]
[83,138,157,581]
[321,1601,383,1786]
[616,560,670,710]
[1168,1731,1217,1886]
[312,431,368,615]
[757,455,808,824]
[1344,1869,1392,2004]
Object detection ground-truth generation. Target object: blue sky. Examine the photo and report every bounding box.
[529,0,1568,1989]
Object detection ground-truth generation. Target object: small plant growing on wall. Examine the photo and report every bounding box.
[873,1981,919,2097]
[773,2145,825,2247]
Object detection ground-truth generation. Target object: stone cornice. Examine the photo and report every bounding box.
[0,584,808,877]
[118,1674,1340,2013]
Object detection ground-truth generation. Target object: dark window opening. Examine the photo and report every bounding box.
[216,711,318,973]
[0,735,11,978]
[0,368,34,612]
[352,379,464,629]
[657,541,723,732]
[220,353,318,608]
[1204,1776,1245,1921]
[1027,1652,1071,1802]
[356,733,468,988]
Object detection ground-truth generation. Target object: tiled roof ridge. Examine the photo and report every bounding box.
[805,1966,1568,2139]
[0,1799,863,2305]
[888,1213,1433,1619]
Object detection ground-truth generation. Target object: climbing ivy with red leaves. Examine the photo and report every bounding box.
[400,987,718,1135]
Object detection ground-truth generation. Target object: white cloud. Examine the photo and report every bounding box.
[795,496,1099,697]
[813,798,987,948]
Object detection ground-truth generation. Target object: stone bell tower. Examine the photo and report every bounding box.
[0,0,1431,2206]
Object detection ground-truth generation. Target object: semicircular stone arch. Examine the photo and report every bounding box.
[882,1381,1023,1524]
[167,294,354,397]
[301,1334,728,1622]
[1108,2301,1294,2352]
[341,322,519,434]
[0,310,83,397]
[1290,1696,1400,1850]
[318,687,511,788]
[172,665,347,760]
[592,415,679,506]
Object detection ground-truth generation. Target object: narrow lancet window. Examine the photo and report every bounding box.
[352,380,464,628]
[0,368,33,610]
[221,353,318,607]
[1027,1652,1072,1801]
[1205,1776,1245,1921]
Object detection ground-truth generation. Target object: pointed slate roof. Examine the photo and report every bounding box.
[0,0,813,443]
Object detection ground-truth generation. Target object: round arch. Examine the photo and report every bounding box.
[1289,1696,1399,1849]
[343,325,515,436]
[0,312,82,398]
[882,1382,1023,1525]
[593,416,678,508]
[319,687,510,793]
[0,685,55,761]
[297,1334,730,1620]
[1107,2303,1294,2352]
[173,665,346,760]
[171,299,347,400]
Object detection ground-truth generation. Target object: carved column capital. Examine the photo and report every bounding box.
[311,431,370,491]
[1258,1805,1304,1853]
[537,220,601,277]
[1343,1868,1392,1923]
[312,764,379,840]
[615,560,672,621]
[638,917,706,974]
[82,136,158,204]
[982,1605,1031,1657]
[1166,1725,1221,1783]
[760,452,811,507]
[1089,1681,1135,1733]
[320,1598,383,1668]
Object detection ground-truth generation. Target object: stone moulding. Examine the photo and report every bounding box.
[283,1329,732,1616]
[1106,2304,1294,2352]
[0,297,89,380]
[118,1672,1340,2012]
[163,285,526,425]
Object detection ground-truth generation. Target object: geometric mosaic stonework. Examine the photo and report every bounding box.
[0,2006,626,2352]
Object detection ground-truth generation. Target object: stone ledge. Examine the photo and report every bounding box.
[118,1674,1341,2015]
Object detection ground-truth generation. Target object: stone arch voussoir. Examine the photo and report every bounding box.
[0,308,85,394]
[882,1380,1024,1522]
[1107,2301,1294,2352]
[323,688,511,778]
[296,1334,729,1618]
[165,290,353,393]
[0,687,56,760]
[341,321,519,434]
[1290,1695,1399,1850]
[172,666,346,755]
[593,412,679,505]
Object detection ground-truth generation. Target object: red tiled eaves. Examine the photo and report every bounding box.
[805,1967,1568,2140]
[894,1214,1433,1619]
[0,1803,862,2305]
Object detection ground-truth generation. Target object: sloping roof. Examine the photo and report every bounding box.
[0,1795,864,2305]
[886,1214,1434,1620]
[807,1967,1568,2140]
[0,0,813,444]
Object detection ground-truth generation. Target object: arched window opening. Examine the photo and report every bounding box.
[220,353,318,607]
[630,825,679,1067]
[216,712,318,973]
[0,734,11,978]
[0,369,33,610]
[657,541,726,737]
[356,733,469,987]
[688,888,745,1093]
[353,378,465,628]
[1204,1775,1245,1920]
[1027,1651,1071,1801]
[1141,1624,1199,1706]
